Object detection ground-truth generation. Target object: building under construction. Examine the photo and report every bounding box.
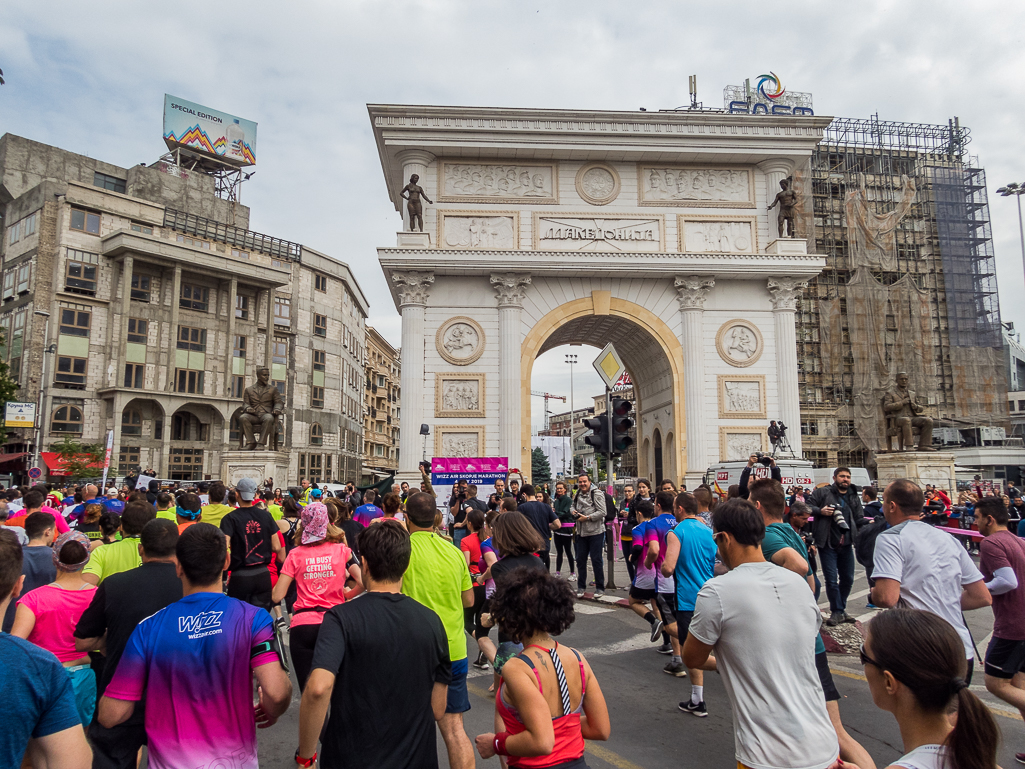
[795,115,1007,470]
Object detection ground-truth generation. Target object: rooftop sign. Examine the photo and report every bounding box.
[723,74,814,116]
[163,94,257,166]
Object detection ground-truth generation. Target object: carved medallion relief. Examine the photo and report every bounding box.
[575,163,621,206]
[436,317,485,366]
[715,320,764,368]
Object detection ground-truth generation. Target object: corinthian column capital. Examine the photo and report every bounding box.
[767,277,808,311]
[491,273,532,308]
[392,270,434,306]
[674,276,715,310]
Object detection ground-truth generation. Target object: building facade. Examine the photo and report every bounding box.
[0,134,368,484]
[363,326,400,481]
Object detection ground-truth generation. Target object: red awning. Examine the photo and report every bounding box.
[0,452,28,465]
[41,452,105,477]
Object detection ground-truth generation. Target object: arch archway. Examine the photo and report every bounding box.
[653,428,664,486]
[521,296,686,483]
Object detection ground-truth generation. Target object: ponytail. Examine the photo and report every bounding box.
[947,684,999,769]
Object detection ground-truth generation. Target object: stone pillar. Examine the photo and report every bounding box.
[397,150,436,232]
[225,277,237,397]
[491,273,531,469]
[393,270,434,481]
[264,288,275,369]
[117,256,133,388]
[674,276,714,486]
[758,158,794,242]
[165,265,181,391]
[767,277,808,456]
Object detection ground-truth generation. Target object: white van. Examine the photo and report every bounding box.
[706,458,816,491]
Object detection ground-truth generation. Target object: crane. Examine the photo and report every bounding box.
[531,390,567,432]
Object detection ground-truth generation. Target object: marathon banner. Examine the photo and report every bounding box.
[430,456,508,487]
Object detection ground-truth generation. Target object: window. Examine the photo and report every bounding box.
[2,270,14,300]
[314,314,327,337]
[175,234,211,250]
[231,248,249,259]
[325,454,332,480]
[59,307,91,337]
[93,172,126,193]
[118,446,140,472]
[121,409,143,436]
[9,357,21,383]
[235,295,249,320]
[15,262,31,295]
[169,448,204,481]
[312,385,324,409]
[311,423,324,446]
[233,335,247,358]
[315,274,328,292]
[377,375,386,388]
[127,318,148,344]
[273,296,290,325]
[1019,400,1025,412]
[130,222,153,235]
[7,212,38,246]
[70,209,101,234]
[308,453,323,483]
[131,274,151,302]
[174,369,204,394]
[64,250,98,295]
[299,453,306,477]
[231,375,245,398]
[273,337,287,365]
[274,379,285,395]
[800,420,819,436]
[51,405,84,434]
[180,283,209,312]
[272,259,283,268]
[123,363,145,388]
[55,357,87,388]
[313,350,326,372]
[177,326,206,352]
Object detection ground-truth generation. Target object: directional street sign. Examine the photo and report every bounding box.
[592,343,625,390]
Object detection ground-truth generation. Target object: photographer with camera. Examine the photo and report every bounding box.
[738,453,781,500]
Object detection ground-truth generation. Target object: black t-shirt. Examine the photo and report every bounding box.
[338,519,365,558]
[516,501,558,546]
[220,506,278,570]
[310,592,451,769]
[490,552,545,585]
[74,562,182,701]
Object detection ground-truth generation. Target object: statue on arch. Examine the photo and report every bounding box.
[239,367,284,450]
[767,176,798,238]
[401,173,433,232]
[882,372,934,452]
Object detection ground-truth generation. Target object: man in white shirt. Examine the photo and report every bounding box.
[684,498,838,769]
[870,478,992,683]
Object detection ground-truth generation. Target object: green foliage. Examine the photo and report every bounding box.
[53,434,106,481]
[0,328,22,447]
[531,446,552,485]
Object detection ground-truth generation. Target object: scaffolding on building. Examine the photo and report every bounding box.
[797,115,1005,468]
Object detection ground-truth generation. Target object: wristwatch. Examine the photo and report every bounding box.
[295,749,317,767]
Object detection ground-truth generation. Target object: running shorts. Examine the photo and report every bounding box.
[629,585,657,600]
[985,637,1025,679]
[446,657,470,714]
[675,609,694,637]
[656,592,677,627]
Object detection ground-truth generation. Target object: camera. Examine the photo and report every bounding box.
[419,460,431,474]
[777,422,787,434]
[754,451,772,467]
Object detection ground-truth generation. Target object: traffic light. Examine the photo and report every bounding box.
[610,397,634,456]
[582,414,610,454]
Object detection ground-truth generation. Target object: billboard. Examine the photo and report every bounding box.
[162,94,257,166]
[4,401,35,428]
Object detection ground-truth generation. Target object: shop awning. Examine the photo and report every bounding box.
[0,452,28,466]
[41,452,105,477]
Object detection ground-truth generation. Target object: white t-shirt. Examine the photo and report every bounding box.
[892,744,946,769]
[689,561,838,769]
[871,520,983,660]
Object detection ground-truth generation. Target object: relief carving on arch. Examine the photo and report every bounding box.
[435,373,485,418]
[436,316,486,366]
[715,320,764,368]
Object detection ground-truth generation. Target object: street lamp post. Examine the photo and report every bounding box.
[32,310,51,476]
[565,353,577,475]
[997,182,1025,291]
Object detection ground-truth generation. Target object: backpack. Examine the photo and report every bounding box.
[855,518,889,576]
[603,490,618,524]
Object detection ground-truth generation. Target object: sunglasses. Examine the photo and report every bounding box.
[859,644,881,669]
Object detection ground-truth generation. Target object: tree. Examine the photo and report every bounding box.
[0,326,21,447]
[52,434,105,482]
[531,446,552,486]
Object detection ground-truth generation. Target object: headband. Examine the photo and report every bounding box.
[176,505,202,521]
[52,531,92,572]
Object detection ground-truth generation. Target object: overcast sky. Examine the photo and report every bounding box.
[3,0,1024,431]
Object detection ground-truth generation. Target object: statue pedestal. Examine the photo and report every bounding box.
[765,238,807,255]
[221,450,291,488]
[874,451,957,495]
[397,231,432,248]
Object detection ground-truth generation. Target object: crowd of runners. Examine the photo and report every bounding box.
[0,467,1021,769]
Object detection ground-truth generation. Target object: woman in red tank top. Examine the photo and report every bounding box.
[474,569,610,768]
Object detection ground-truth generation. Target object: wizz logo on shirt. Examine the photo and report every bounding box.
[178,611,223,638]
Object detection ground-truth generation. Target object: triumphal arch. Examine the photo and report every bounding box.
[370,104,830,486]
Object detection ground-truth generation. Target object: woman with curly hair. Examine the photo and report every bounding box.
[475,568,610,767]
[863,607,998,769]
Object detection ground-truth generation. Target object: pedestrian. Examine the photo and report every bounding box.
[660,491,717,716]
[462,508,489,669]
[617,482,636,581]
[749,479,874,769]
[517,483,561,570]
[353,489,384,527]
[11,531,98,726]
[402,491,476,769]
[475,568,611,767]
[738,454,781,499]
[683,498,840,769]
[552,481,576,579]
[572,474,606,598]
[272,501,362,691]
[83,501,157,585]
[786,502,822,600]
[862,608,999,769]
[377,491,407,525]
[2,511,56,632]
[871,478,992,683]
[807,467,869,626]
[73,519,183,769]
[220,476,285,612]
[98,523,292,768]
[296,520,451,768]
[0,530,91,768]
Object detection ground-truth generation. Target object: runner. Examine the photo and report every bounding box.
[11,531,98,726]
[220,477,285,612]
[271,501,362,691]
[377,491,407,525]
[83,501,156,585]
[200,482,233,529]
[97,523,292,768]
[461,508,486,660]
[647,491,685,675]
[661,492,717,716]
[627,499,663,643]
[2,511,56,632]
[353,489,384,527]
[296,520,451,769]
[474,568,611,767]
[863,608,999,769]
[174,492,203,534]
[474,510,501,670]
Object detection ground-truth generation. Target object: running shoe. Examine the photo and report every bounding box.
[554,571,561,577]
[656,641,673,654]
[650,619,665,643]
[569,572,576,580]
[472,652,489,670]
[1014,752,1025,765]
[576,589,586,598]
[663,660,688,677]
[866,603,877,609]
[594,590,605,599]
[679,700,708,717]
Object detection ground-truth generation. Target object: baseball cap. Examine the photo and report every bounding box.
[236,477,258,501]
[310,488,323,499]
